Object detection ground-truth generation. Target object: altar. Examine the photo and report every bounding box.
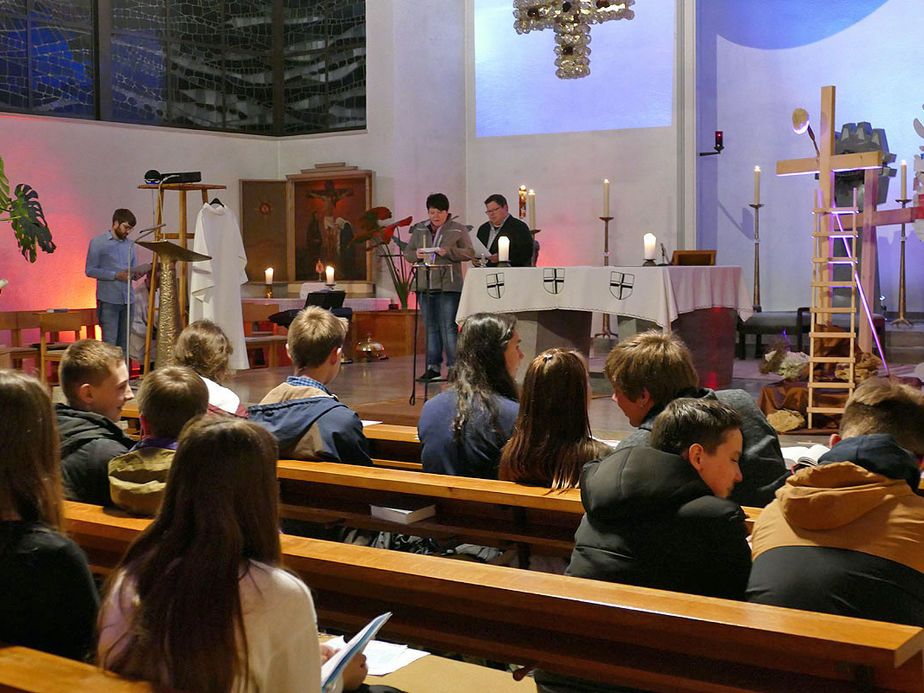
[457,266,752,389]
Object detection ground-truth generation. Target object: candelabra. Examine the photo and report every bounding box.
[748,202,763,311]
[594,216,617,338]
[893,197,913,327]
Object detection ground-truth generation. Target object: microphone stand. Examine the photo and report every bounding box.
[125,224,161,370]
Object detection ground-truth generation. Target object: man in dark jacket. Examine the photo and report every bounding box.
[475,194,534,267]
[57,339,135,506]
[248,306,370,465]
[747,377,924,626]
[604,330,786,506]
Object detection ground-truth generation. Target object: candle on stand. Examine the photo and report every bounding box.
[325,265,335,285]
[518,185,528,219]
[528,189,536,229]
[264,267,274,285]
[901,160,907,199]
[603,178,610,217]
[753,166,761,205]
[498,236,510,263]
[643,233,657,261]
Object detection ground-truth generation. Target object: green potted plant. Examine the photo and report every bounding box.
[0,154,55,262]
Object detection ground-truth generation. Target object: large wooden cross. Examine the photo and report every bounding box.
[775,85,910,352]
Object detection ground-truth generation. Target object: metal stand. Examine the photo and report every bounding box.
[893,197,913,327]
[593,216,617,339]
[408,263,444,405]
[748,202,764,312]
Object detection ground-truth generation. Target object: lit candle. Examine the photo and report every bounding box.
[264,267,274,285]
[643,233,657,261]
[325,265,335,284]
[754,166,761,205]
[528,189,536,229]
[498,236,510,263]
[603,178,610,217]
[901,160,907,199]
[518,185,528,219]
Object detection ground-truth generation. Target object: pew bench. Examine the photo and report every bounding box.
[63,501,924,692]
[0,645,153,692]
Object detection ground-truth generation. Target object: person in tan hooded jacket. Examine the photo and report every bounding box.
[747,377,924,626]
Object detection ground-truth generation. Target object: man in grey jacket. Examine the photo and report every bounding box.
[605,330,787,507]
[403,192,474,381]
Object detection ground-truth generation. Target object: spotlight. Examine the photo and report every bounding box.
[791,108,820,157]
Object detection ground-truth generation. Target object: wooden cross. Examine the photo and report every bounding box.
[776,86,884,351]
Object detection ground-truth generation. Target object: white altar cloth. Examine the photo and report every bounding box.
[457,266,753,326]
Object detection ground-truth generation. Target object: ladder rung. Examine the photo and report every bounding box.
[807,406,846,414]
[812,231,858,238]
[808,356,856,363]
[807,381,854,389]
[810,281,854,288]
[809,331,854,338]
[812,307,856,314]
[811,257,856,264]
[813,207,859,214]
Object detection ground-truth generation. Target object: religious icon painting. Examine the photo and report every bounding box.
[286,167,374,283]
[486,272,505,299]
[240,180,287,283]
[610,271,634,300]
[543,268,565,294]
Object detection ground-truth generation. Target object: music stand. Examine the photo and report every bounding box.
[138,240,210,369]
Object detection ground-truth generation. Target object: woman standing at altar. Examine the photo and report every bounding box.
[404,192,474,382]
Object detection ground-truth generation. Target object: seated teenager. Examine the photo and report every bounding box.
[174,319,247,416]
[499,348,611,489]
[418,312,523,478]
[604,330,786,506]
[0,370,98,661]
[108,366,209,516]
[57,339,135,506]
[98,416,367,692]
[747,377,924,626]
[567,398,751,600]
[248,306,371,465]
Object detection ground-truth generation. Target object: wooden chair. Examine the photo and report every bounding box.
[242,302,286,368]
[0,312,39,371]
[37,311,87,384]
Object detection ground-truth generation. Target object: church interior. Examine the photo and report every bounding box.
[3,1,924,691]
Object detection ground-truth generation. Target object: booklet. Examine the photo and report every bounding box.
[321,612,392,692]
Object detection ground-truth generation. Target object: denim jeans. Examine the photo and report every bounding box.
[418,291,461,369]
[97,300,128,361]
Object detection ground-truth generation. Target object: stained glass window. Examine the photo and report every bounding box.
[0,0,366,135]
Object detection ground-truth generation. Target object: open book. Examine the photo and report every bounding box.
[321,612,392,692]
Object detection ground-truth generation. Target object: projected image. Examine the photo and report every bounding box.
[474,0,675,137]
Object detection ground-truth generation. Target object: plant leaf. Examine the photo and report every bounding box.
[11,184,55,262]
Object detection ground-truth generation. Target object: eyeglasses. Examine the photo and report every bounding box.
[485,206,504,215]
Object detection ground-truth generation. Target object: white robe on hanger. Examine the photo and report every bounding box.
[189,202,249,371]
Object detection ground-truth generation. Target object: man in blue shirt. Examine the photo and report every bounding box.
[85,209,138,359]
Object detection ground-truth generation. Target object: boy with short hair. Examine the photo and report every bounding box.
[248,306,371,464]
[108,366,209,515]
[56,339,135,505]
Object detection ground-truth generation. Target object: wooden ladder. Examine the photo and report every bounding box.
[807,195,858,428]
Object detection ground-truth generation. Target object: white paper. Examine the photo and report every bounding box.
[321,612,391,691]
[469,234,490,259]
[781,444,829,470]
[325,636,430,677]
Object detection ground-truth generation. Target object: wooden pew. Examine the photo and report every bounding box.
[276,459,762,557]
[63,501,924,692]
[0,645,153,692]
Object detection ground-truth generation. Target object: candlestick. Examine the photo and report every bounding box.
[497,236,510,264]
[264,267,274,285]
[594,216,617,339]
[748,202,764,311]
[753,166,761,205]
[518,185,528,220]
[528,189,536,229]
[603,178,610,217]
[643,233,656,264]
[901,160,907,200]
[325,265,335,286]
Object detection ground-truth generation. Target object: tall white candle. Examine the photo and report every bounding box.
[498,236,510,263]
[325,265,335,284]
[264,267,274,285]
[901,160,907,199]
[528,189,536,229]
[603,179,610,217]
[643,233,657,261]
[754,166,761,205]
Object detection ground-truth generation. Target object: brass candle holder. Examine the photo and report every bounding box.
[748,202,763,312]
[264,284,273,298]
[893,197,913,328]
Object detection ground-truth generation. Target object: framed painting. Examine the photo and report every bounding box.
[286,167,374,282]
[240,180,287,281]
